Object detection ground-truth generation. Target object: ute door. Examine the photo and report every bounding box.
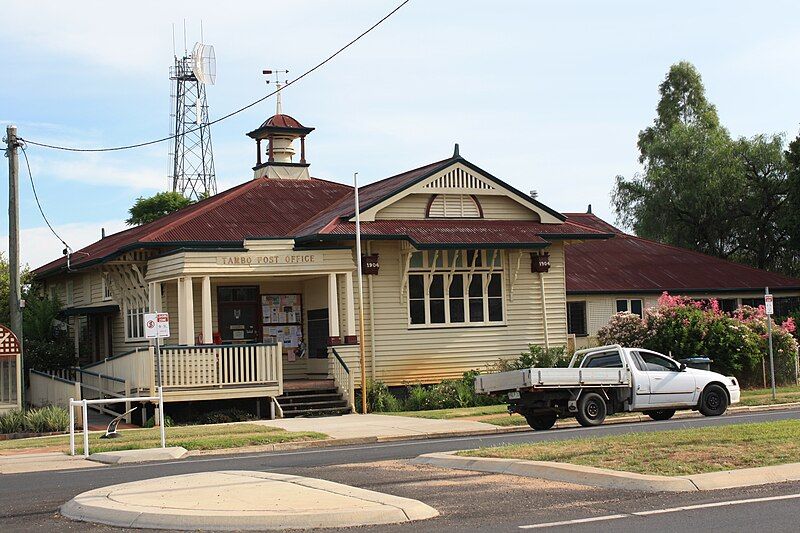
[638,351,696,406]
[628,351,651,408]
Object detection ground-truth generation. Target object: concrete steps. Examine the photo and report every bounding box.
[277,385,351,418]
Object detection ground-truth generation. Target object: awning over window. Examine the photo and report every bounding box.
[59,304,119,317]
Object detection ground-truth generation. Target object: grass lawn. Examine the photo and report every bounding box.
[740,385,800,406]
[387,404,509,420]
[460,419,800,476]
[0,424,326,455]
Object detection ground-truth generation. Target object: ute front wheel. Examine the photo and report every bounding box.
[525,412,557,431]
[576,392,607,427]
[699,384,728,416]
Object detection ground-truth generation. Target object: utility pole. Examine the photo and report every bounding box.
[5,125,23,405]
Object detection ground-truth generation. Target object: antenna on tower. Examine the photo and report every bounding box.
[263,69,289,115]
[167,24,217,201]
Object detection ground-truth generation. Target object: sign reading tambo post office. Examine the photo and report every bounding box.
[145,312,170,339]
[216,253,319,266]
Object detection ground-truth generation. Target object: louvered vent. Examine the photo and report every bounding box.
[427,194,482,218]
[424,168,494,190]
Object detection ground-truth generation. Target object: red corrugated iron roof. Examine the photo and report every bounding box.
[564,213,800,293]
[33,155,608,277]
[261,114,306,129]
[299,219,611,248]
[33,177,352,276]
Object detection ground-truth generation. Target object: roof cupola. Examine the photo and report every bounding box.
[246,71,314,179]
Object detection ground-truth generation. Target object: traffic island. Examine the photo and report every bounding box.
[415,419,800,492]
[60,470,439,530]
[413,452,800,492]
[88,446,188,464]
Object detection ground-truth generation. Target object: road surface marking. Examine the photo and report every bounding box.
[519,514,628,529]
[518,492,800,529]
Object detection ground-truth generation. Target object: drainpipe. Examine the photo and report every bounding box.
[367,242,377,380]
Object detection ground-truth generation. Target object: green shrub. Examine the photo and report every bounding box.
[24,405,70,433]
[0,406,70,434]
[365,380,403,413]
[0,410,26,434]
[144,415,175,428]
[197,408,255,425]
[23,338,76,373]
[487,345,571,373]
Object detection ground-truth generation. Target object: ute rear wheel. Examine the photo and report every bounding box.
[525,412,557,431]
[699,384,728,416]
[576,392,607,427]
[647,409,676,421]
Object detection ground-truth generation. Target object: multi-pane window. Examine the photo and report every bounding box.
[102,275,112,301]
[408,250,504,327]
[125,304,148,340]
[567,301,587,336]
[616,299,643,318]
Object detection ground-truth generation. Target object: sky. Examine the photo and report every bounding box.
[2,0,799,268]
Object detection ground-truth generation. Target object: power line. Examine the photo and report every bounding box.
[19,143,68,250]
[18,0,411,153]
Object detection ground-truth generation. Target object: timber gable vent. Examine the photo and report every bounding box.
[423,167,495,191]
[427,194,482,218]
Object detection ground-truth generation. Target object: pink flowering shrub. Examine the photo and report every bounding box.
[596,312,650,348]
[597,292,799,384]
[734,306,799,385]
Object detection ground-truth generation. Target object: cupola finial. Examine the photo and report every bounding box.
[453,143,460,158]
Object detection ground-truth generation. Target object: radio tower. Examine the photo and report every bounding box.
[168,37,217,200]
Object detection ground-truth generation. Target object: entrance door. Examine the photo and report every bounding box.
[306,308,329,375]
[306,309,329,358]
[217,286,260,343]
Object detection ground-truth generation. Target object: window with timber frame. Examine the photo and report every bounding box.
[407,249,504,328]
[124,302,148,341]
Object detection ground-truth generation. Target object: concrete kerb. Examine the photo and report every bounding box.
[412,452,800,493]
[60,470,439,530]
[88,447,188,464]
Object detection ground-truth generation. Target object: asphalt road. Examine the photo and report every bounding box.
[1,407,799,532]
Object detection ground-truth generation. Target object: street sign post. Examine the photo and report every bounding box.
[765,289,776,400]
[144,312,170,442]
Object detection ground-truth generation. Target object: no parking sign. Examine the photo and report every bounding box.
[144,312,170,339]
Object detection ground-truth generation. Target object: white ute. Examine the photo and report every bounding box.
[475,344,740,430]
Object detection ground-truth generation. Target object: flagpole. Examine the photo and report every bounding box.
[354,172,368,414]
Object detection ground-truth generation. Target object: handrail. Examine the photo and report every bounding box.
[161,341,280,350]
[330,348,351,375]
[70,366,126,384]
[82,347,146,369]
[30,369,78,386]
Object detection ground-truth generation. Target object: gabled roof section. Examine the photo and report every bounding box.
[294,153,567,237]
[564,213,800,294]
[354,156,567,223]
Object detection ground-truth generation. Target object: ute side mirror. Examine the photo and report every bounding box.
[679,363,687,371]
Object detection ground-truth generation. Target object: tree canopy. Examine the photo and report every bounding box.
[614,61,799,275]
[126,191,194,226]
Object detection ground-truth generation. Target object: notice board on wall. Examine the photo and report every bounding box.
[261,294,303,359]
